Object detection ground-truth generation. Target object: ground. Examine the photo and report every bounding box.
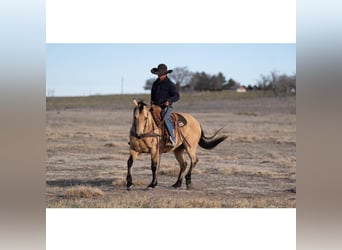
[46,92,296,208]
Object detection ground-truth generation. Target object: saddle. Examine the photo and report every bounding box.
[150,105,187,128]
[150,105,187,143]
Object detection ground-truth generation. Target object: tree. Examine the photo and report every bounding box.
[210,72,226,91]
[189,72,211,91]
[143,78,155,90]
[269,71,295,96]
[257,71,296,96]
[168,66,193,88]
[188,71,228,91]
[257,74,270,91]
[227,78,238,89]
[247,85,254,91]
[144,67,193,92]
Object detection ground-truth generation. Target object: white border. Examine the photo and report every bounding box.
[46,0,296,43]
[47,208,296,250]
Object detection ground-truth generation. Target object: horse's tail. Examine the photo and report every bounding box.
[198,127,228,150]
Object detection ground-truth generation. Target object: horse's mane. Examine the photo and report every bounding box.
[137,100,148,112]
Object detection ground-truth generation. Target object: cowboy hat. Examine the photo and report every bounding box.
[151,63,173,75]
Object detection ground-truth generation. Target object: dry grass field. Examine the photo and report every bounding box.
[46,91,296,208]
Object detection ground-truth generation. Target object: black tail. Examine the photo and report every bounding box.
[198,127,228,150]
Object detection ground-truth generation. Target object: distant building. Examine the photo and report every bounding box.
[236,86,247,93]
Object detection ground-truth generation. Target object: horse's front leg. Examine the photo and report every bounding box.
[148,149,159,188]
[126,150,138,191]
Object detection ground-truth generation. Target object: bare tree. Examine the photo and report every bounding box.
[270,71,296,96]
[143,78,155,90]
[258,71,296,96]
[168,66,193,88]
[269,71,279,96]
[256,74,271,95]
[257,74,270,90]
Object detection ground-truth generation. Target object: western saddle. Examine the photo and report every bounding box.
[150,105,187,144]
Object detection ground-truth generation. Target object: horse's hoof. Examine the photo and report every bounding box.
[171,183,181,188]
[127,185,133,191]
[147,183,157,189]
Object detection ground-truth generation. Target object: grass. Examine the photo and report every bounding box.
[46,91,296,208]
[230,197,296,208]
[111,177,146,187]
[46,94,149,110]
[64,186,104,199]
[46,91,275,110]
[235,112,258,116]
[217,166,283,178]
[48,195,223,208]
[47,192,295,208]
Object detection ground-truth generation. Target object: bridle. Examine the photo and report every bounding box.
[132,107,160,139]
[130,103,168,175]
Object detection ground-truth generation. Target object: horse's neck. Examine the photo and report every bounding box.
[150,109,163,127]
[147,111,159,131]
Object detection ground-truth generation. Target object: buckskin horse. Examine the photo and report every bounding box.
[126,99,227,190]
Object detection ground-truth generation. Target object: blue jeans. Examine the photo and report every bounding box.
[161,107,174,141]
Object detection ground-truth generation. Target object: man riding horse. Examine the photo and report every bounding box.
[150,63,179,146]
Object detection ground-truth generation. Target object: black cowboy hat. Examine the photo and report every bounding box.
[151,63,173,75]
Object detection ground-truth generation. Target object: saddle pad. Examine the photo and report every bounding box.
[172,113,187,127]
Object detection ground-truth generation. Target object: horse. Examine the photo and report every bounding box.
[126,99,228,190]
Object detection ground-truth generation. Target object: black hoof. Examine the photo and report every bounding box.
[172,182,182,188]
[147,182,157,189]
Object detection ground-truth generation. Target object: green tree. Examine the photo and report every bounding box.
[225,78,238,89]
[190,72,211,91]
[210,72,226,90]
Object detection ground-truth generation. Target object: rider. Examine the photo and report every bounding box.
[150,63,180,146]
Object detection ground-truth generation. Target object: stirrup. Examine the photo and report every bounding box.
[164,136,174,146]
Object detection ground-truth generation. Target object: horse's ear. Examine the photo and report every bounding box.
[133,99,138,107]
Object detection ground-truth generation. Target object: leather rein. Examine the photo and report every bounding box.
[131,108,161,139]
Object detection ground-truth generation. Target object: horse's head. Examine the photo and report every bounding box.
[132,99,150,138]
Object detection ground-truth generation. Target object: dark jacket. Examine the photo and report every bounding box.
[151,77,179,107]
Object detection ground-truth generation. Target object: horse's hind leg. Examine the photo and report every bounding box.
[185,148,199,187]
[126,150,138,190]
[172,146,188,188]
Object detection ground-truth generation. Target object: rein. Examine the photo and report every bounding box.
[131,129,160,139]
[131,109,161,139]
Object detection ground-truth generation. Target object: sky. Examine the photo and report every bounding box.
[46,43,296,97]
